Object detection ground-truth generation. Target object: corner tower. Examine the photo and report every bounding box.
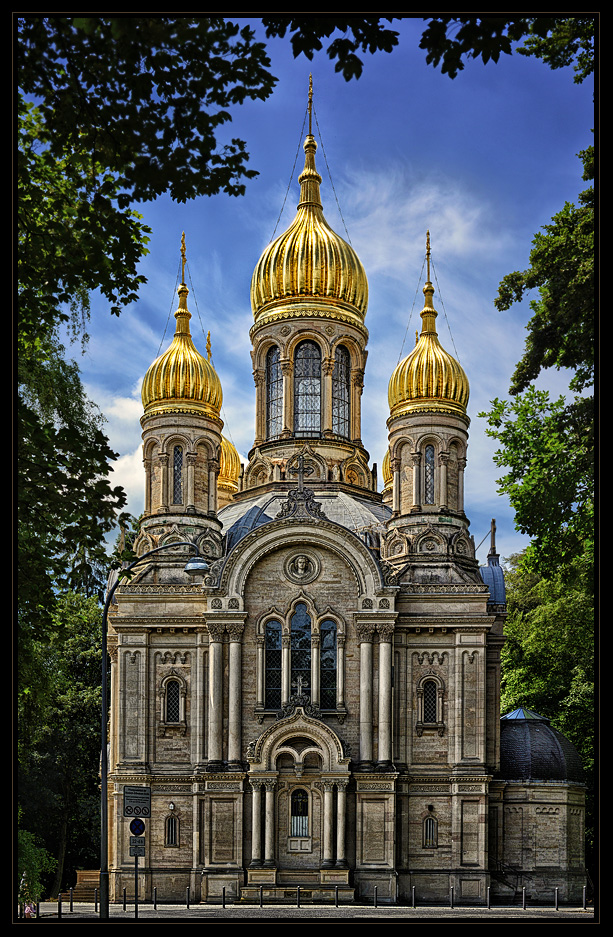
[383,233,479,583]
[135,234,226,570]
[244,78,374,496]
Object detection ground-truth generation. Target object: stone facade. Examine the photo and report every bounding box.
[107,108,585,905]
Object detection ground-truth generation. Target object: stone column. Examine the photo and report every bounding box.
[322,356,334,436]
[186,451,196,512]
[322,781,334,867]
[263,780,276,867]
[458,457,467,513]
[252,368,266,446]
[411,452,421,509]
[439,450,449,509]
[227,621,244,766]
[350,367,364,444]
[356,621,375,768]
[311,633,320,707]
[377,622,395,768]
[207,459,219,514]
[143,458,152,515]
[207,621,225,768]
[256,634,265,709]
[282,632,291,706]
[337,633,346,709]
[336,780,348,866]
[159,453,169,511]
[391,458,401,515]
[250,780,263,866]
[281,357,293,437]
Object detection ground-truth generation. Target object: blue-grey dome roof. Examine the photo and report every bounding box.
[479,552,506,605]
[497,708,584,783]
[219,489,391,553]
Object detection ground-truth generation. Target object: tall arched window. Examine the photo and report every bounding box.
[291,603,311,696]
[173,445,183,504]
[266,345,283,439]
[423,680,438,723]
[166,814,179,846]
[423,815,438,848]
[320,619,337,709]
[424,444,435,504]
[265,620,282,710]
[166,679,181,723]
[294,341,321,436]
[332,345,350,437]
[290,789,309,837]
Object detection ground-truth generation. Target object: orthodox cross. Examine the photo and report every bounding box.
[292,674,309,696]
[289,453,314,492]
[308,73,313,135]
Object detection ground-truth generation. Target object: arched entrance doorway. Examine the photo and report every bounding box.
[245,702,352,898]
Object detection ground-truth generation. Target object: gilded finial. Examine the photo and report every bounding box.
[426,230,431,283]
[206,330,212,361]
[181,231,187,284]
[308,74,313,136]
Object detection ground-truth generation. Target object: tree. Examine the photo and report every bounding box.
[500,548,594,861]
[417,16,594,83]
[18,593,104,898]
[480,145,594,579]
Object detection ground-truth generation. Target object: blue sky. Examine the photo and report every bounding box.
[71,18,594,565]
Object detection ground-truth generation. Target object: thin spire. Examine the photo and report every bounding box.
[308,73,313,136]
[426,230,431,283]
[181,231,187,284]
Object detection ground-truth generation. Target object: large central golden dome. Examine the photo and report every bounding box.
[250,131,368,330]
[388,237,469,420]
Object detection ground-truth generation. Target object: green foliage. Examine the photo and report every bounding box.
[262,17,401,80]
[18,593,105,897]
[18,826,57,904]
[483,389,593,581]
[418,16,594,83]
[495,146,594,396]
[500,549,594,852]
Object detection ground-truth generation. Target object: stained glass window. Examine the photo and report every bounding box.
[332,345,350,437]
[424,444,435,504]
[173,445,183,504]
[266,345,283,439]
[294,341,321,436]
[291,602,311,696]
[166,679,180,723]
[320,619,337,709]
[423,680,437,723]
[265,620,282,710]
[291,789,309,837]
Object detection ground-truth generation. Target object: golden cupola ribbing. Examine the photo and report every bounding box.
[250,86,368,331]
[141,238,223,420]
[388,233,469,420]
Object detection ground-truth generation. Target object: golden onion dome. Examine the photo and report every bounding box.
[250,83,368,330]
[381,448,393,495]
[141,279,223,420]
[218,435,241,494]
[388,234,469,420]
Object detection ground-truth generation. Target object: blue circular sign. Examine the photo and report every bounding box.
[130,818,145,836]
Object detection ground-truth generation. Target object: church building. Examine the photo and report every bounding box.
[106,91,586,905]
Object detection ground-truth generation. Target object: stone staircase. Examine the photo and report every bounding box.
[60,870,100,902]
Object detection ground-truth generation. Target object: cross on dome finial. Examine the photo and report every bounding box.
[308,73,313,136]
[426,230,431,283]
[181,231,187,284]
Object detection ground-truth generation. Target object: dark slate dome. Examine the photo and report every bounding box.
[497,708,584,783]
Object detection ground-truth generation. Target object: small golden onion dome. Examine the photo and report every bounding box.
[141,281,223,419]
[381,448,393,495]
[250,132,368,330]
[218,435,241,494]
[388,236,469,419]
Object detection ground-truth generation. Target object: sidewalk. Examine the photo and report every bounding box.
[18,900,596,923]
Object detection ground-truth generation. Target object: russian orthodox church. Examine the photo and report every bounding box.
[107,89,586,905]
